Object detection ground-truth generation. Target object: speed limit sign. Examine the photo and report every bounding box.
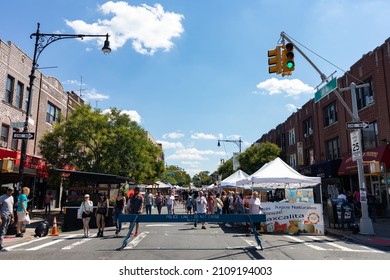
[350,130,362,161]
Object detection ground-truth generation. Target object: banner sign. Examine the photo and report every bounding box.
[260,202,324,235]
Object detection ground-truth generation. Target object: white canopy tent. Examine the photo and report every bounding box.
[237,157,321,188]
[221,169,249,187]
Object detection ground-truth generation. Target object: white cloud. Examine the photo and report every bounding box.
[102,108,142,124]
[157,140,184,149]
[286,104,297,112]
[120,110,141,124]
[256,78,314,98]
[65,1,184,55]
[167,148,224,160]
[83,89,110,101]
[162,132,184,139]
[191,133,217,140]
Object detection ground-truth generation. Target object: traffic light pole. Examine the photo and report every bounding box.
[280,32,355,119]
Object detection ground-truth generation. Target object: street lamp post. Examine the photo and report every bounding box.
[217,137,242,170]
[18,22,111,190]
[217,137,242,153]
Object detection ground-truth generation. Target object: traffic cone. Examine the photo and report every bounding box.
[50,216,59,236]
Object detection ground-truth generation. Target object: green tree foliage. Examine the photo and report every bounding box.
[192,171,213,187]
[160,165,191,187]
[217,158,234,181]
[38,105,164,183]
[238,141,281,174]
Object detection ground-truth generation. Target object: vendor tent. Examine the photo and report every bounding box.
[237,157,321,188]
[221,169,250,187]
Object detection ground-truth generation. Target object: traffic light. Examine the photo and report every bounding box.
[282,43,295,76]
[267,46,282,74]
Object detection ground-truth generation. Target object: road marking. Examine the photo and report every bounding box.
[5,236,50,251]
[287,235,384,253]
[61,236,93,250]
[285,235,326,250]
[124,232,149,250]
[26,234,80,251]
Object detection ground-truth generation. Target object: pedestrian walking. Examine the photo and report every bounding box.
[214,193,223,214]
[128,187,144,236]
[95,193,109,237]
[0,186,15,252]
[16,187,30,237]
[80,194,93,238]
[196,191,207,229]
[113,190,126,235]
[44,191,53,214]
[145,190,154,215]
[155,191,164,214]
[166,191,175,214]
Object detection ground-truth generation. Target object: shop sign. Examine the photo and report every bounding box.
[260,202,324,235]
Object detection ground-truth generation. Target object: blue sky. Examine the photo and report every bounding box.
[1,0,390,177]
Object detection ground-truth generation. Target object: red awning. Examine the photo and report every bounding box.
[338,145,390,175]
[0,148,49,178]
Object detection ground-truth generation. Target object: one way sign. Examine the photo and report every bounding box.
[346,121,369,130]
[12,132,35,140]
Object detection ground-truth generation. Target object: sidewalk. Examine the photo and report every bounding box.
[324,212,390,248]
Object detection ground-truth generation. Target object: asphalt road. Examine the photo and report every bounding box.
[1,219,389,260]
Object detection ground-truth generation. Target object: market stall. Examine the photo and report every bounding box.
[237,157,323,235]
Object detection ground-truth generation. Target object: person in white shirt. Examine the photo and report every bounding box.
[196,191,208,229]
[337,190,347,201]
[248,191,262,214]
[166,191,176,214]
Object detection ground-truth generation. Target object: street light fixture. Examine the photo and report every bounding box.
[217,137,242,154]
[18,22,111,190]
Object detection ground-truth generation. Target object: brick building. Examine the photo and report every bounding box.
[257,38,390,213]
[0,39,82,207]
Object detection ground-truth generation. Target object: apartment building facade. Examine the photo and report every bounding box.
[257,37,390,213]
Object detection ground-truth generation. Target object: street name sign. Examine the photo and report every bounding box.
[350,130,362,161]
[314,77,337,103]
[346,121,369,130]
[12,132,35,140]
[10,122,25,128]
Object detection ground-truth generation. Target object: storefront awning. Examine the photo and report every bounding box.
[338,145,390,175]
[311,159,341,178]
[53,169,135,184]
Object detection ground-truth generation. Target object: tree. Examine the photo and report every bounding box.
[217,158,234,181]
[192,171,213,187]
[39,105,164,183]
[238,142,281,174]
[160,165,191,187]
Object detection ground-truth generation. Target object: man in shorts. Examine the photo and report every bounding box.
[128,187,144,236]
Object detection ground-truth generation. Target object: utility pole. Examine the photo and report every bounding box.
[340,82,374,235]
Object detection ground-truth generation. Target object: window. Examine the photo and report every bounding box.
[323,102,337,126]
[4,75,15,104]
[356,80,374,109]
[15,81,24,109]
[362,121,378,150]
[304,148,314,166]
[1,125,10,148]
[303,118,313,138]
[289,154,297,169]
[288,128,295,146]
[326,137,340,160]
[46,103,61,124]
[11,128,19,150]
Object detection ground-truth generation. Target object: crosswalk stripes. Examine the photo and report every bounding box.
[284,235,384,253]
[3,232,385,253]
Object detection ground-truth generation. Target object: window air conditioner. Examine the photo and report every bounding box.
[367,96,374,104]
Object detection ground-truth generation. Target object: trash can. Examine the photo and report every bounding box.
[327,198,344,228]
[336,201,355,229]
